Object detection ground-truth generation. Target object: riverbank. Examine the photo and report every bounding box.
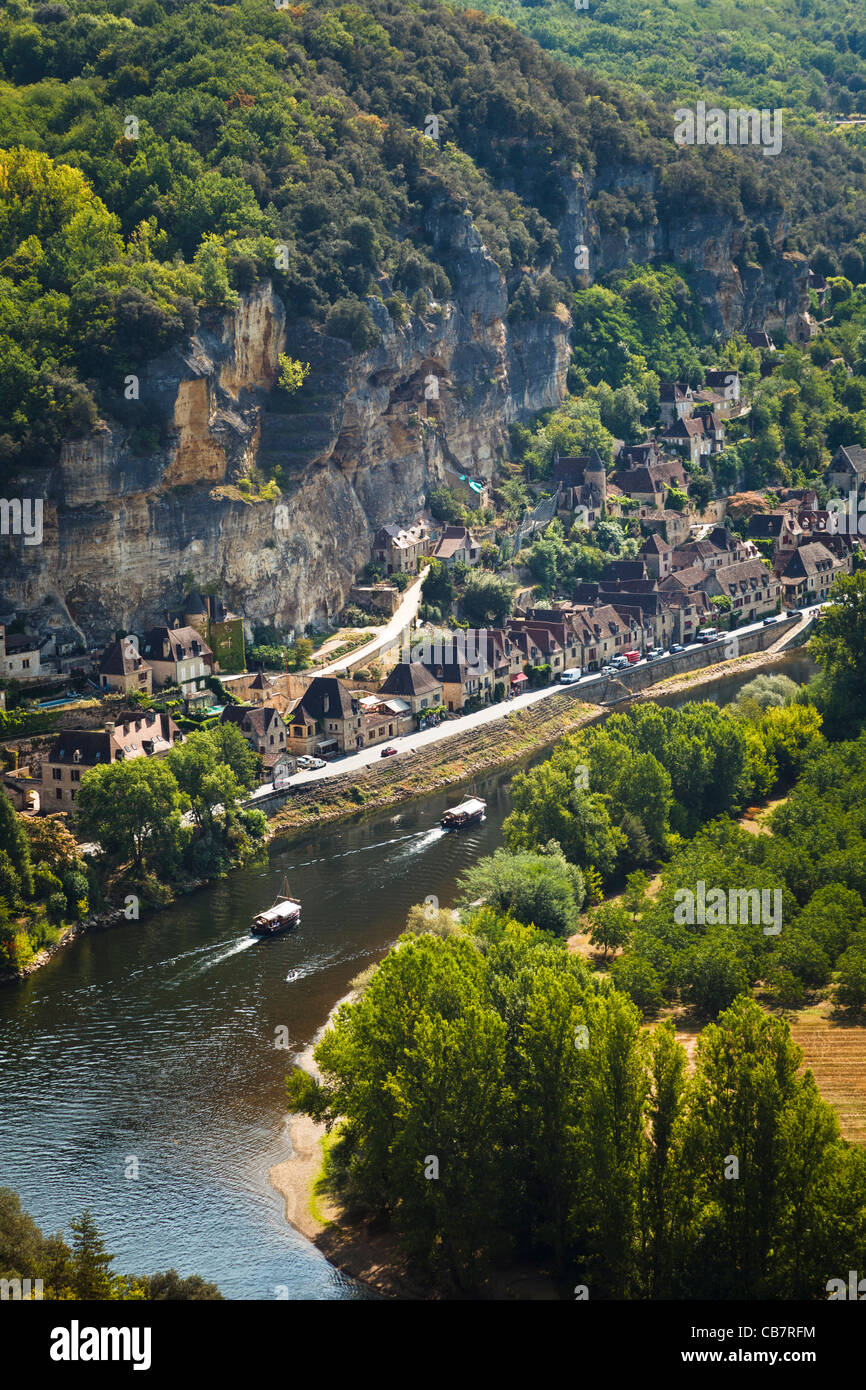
[268,642,810,839]
[268,985,430,1299]
[1,643,812,988]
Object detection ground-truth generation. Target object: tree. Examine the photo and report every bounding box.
[683,936,750,1017]
[278,354,310,393]
[192,233,237,307]
[623,869,650,919]
[166,731,243,830]
[461,571,514,627]
[0,792,33,898]
[325,298,380,353]
[588,902,631,959]
[610,954,665,1016]
[145,1269,224,1300]
[69,1211,114,1300]
[835,937,866,1013]
[74,759,186,875]
[811,571,866,736]
[207,722,261,791]
[456,846,585,937]
[22,816,85,874]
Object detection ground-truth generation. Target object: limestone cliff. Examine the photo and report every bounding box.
[3,180,807,644]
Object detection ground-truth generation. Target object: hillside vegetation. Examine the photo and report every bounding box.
[0,0,855,470]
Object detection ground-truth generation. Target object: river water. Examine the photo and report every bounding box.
[0,652,815,1299]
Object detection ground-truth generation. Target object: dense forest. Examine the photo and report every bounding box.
[1,0,863,473]
[460,0,866,117]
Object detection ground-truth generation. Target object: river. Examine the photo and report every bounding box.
[0,651,815,1299]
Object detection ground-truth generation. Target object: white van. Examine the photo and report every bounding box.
[696,627,718,644]
[560,668,582,684]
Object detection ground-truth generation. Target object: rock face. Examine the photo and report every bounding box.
[2,184,806,643]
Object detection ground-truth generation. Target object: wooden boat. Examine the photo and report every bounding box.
[250,878,301,936]
[441,797,486,830]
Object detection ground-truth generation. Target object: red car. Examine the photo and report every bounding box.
[380,745,398,757]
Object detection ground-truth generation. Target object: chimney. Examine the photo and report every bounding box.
[105,721,114,736]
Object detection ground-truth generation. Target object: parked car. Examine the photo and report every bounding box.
[559,668,583,684]
[696,627,719,644]
[611,655,630,670]
[297,755,326,770]
[670,643,686,654]
[763,615,780,626]
[786,608,799,617]
[380,745,398,757]
[646,647,665,661]
[600,664,617,676]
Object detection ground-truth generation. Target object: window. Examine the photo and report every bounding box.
[53,768,62,781]
[56,789,62,800]
[71,769,80,783]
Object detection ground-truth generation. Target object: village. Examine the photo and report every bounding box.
[2,351,864,821]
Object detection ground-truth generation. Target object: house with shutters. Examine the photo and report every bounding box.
[702,558,781,621]
[140,626,213,696]
[659,383,694,427]
[657,416,711,468]
[41,711,182,809]
[0,624,41,679]
[287,675,403,755]
[775,541,845,608]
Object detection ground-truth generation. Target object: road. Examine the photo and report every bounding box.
[313,567,429,677]
[248,604,824,802]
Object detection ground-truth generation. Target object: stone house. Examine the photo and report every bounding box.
[140,626,213,696]
[432,526,481,567]
[220,703,294,777]
[98,639,153,696]
[371,520,430,575]
[41,711,182,809]
[0,624,41,679]
[377,662,443,713]
[775,542,844,608]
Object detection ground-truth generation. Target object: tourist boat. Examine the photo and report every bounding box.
[440,797,486,830]
[250,878,301,936]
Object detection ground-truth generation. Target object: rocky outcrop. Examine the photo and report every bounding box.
[1,178,807,643]
[3,221,570,640]
[556,164,809,338]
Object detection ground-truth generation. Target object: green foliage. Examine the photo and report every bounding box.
[456,844,585,937]
[289,929,866,1297]
[810,571,866,737]
[461,570,514,626]
[278,354,311,394]
[0,790,32,897]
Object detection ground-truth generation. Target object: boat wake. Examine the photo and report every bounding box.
[287,825,444,871]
